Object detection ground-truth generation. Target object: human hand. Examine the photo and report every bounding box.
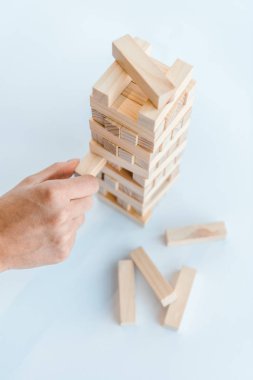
[0,159,99,271]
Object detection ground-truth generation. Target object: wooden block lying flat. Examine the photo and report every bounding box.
[92,37,151,107]
[165,221,227,246]
[75,152,106,176]
[112,35,175,109]
[118,260,136,325]
[130,247,177,306]
[163,266,196,329]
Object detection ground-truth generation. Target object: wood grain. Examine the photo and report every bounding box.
[118,260,136,325]
[165,221,227,246]
[112,35,175,109]
[163,266,196,329]
[130,247,177,306]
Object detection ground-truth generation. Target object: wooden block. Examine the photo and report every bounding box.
[104,117,120,137]
[112,94,141,122]
[75,152,106,176]
[117,197,131,211]
[120,127,138,145]
[104,174,118,190]
[138,135,154,152]
[112,35,175,109]
[130,247,177,306]
[90,118,151,163]
[91,109,105,125]
[138,61,193,130]
[163,266,196,329]
[103,138,118,156]
[90,140,148,178]
[165,222,227,246]
[118,147,134,164]
[118,260,136,325]
[92,37,151,107]
[122,81,148,106]
[98,192,152,225]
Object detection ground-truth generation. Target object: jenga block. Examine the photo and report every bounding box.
[104,174,118,190]
[92,37,151,107]
[120,127,138,145]
[112,95,141,122]
[103,138,118,156]
[130,247,177,306]
[75,152,106,176]
[138,61,193,130]
[98,192,152,225]
[104,117,120,137]
[118,147,134,164]
[90,119,151,162]
[163,267,196,329]
[112,35,175,109]
[122,82,148,106]
[117,197,131,211]
[91,109,105,125]
[165,222,227,246]
[118,260,136,325]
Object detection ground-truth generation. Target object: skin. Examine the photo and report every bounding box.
[0,159,99,271]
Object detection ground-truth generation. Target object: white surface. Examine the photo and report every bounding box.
[0,0,252,379]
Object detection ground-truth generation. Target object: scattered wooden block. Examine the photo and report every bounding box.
[112,34,175,109]
[118,260,136,325]
[163,266,196,329]
[75,152,106,176]
[130,247,177,306]
[165,221,227,246]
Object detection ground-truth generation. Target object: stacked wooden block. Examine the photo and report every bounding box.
[76,34,196,225]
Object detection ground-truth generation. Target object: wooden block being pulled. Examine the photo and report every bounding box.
[130,247,177,306]
[118,260,136,325]
[112,35,175,109]
[75,152,106,176]
[92,37,151,107]
[163,266,196,329]
[165,221,227,246]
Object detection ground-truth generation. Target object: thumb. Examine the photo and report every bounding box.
[20,159,80,185]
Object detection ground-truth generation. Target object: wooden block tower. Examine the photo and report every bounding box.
[76,35,196,225]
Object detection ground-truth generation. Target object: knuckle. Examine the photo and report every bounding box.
[55,246,70,262]
[50,209,68,226]
[41,185,59,204]
[22,175,35,185]
[42,186,56,203]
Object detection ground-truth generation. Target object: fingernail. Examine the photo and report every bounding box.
[67,158,80,163]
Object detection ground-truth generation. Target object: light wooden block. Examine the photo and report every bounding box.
[163,266,196,329]
[75,152,106,176]
[112,35,175,109]
[130,247,177,306]
[138,60,193,130]
[92,37,151,107]
[165,221,227,246]
[118,260,136,325]
[98,192,152,225]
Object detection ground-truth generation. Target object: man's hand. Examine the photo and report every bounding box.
[0,159,99,271]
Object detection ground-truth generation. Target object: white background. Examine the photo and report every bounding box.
[0,0,252,379]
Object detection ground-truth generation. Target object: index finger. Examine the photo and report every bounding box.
[56,174,99,200]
